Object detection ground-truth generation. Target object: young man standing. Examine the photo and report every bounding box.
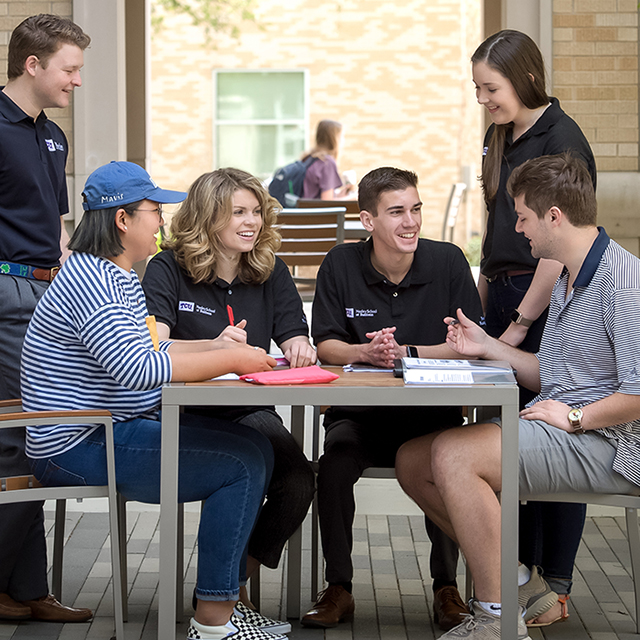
[0,14,92,622]
[397,153,640,639]
[302,167,483,631]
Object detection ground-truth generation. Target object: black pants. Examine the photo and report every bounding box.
[317,416,459,586]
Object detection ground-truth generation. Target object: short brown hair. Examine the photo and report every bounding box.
[358,167,418,216]
[7,14,90,80]
[507,153,597,227]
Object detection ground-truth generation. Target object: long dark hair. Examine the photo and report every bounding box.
[472,30,549,202]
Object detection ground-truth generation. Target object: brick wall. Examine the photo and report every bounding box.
[553,0,639,171]
[0,1,75,168]
[150,0,483,244]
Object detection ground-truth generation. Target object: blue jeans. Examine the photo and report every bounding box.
[29,412,274,601]
[485,272,586,596]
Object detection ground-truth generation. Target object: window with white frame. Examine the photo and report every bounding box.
[214,70,308,181]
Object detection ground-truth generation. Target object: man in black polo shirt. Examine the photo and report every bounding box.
[0,14,93,622]
[302,167,483,631]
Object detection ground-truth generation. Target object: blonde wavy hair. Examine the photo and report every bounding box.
[163,168,281,285]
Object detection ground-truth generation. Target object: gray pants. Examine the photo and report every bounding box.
[0,275,49,599]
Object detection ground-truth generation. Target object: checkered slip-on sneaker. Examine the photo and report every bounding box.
[233,601,292,635]
[187,617,287,640]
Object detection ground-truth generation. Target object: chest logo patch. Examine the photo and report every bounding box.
[45,138,64,152]
[179,301,195,312]
[346,307,378,318]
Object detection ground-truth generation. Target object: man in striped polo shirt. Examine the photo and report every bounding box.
[396,153,640,639]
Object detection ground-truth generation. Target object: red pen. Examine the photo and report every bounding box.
[227,304,234,326]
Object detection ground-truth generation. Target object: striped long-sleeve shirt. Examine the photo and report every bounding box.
[532,228,640,487]
[21,252,173,458]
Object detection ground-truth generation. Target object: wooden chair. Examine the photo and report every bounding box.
[0,400,125,639]
[277,207,346,301]
[295,198,360,216]
[441,183,467,243]
[295,199,368,241]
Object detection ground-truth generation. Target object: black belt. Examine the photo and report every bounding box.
[485,269,534,283]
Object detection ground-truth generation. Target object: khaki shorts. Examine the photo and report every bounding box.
[490,417,639,496]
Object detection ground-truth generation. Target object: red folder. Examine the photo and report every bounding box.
[240,365,340,385]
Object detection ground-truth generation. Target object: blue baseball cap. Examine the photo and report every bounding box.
[82,161,187,211]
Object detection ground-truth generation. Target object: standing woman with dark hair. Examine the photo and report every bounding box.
[472,29,596,627]
[302,119,356,200]
[142,167,316,623]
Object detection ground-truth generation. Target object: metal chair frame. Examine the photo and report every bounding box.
[0,400,125,639]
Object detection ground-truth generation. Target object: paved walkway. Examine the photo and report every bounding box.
[0,495,637,640]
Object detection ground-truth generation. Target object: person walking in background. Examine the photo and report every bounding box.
[0,13,94,623]
[142,167,315,633]
[472,29,597,626]
[302,119,356,200]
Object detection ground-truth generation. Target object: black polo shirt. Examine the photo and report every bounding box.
[0,89,68,268]
[311,238,483,428]
[482,97,597,279]
[142,249,310,352]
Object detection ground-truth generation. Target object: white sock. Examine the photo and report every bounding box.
[478,601,501,616]
[189,617,238,639]
[518,563,531,586]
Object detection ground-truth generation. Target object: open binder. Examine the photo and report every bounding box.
[401,358,516,385]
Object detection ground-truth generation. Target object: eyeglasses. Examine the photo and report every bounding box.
[133,206,164,221]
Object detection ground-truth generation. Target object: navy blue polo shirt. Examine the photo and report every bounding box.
[312,237,483,428]
[0,89,68,268]
[142,249,309,352]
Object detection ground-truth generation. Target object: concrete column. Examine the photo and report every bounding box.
[71,0,127,223]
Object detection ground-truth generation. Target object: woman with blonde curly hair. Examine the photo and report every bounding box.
[142,167,315,621]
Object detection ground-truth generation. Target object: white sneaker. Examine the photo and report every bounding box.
[440,599,530,639]
[187,616,287,640]
[233,602,291,635]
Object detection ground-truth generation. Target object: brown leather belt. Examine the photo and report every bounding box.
[0,475,43,491]
[485,269,535,283]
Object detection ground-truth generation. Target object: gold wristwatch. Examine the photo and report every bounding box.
[510,309,534,328]
[567,408,585,435]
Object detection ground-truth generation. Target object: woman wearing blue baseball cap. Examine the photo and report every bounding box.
[20,162,284,640]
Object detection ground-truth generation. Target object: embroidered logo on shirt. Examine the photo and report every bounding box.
[179,301,195,312]
[45,139,64,152]
[346,307,377,318]
[196,305,215,316]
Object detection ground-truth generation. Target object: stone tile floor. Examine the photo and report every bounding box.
[0,495,637,640]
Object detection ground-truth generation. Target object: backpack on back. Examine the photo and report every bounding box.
[268,156,317,206]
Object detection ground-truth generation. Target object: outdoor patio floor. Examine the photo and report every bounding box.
[0,493,638,640]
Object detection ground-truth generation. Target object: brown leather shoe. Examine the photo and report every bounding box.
[21,594,93,623]
[0,593,31,620]
[301,585,355,628]
[433,585,469,631]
